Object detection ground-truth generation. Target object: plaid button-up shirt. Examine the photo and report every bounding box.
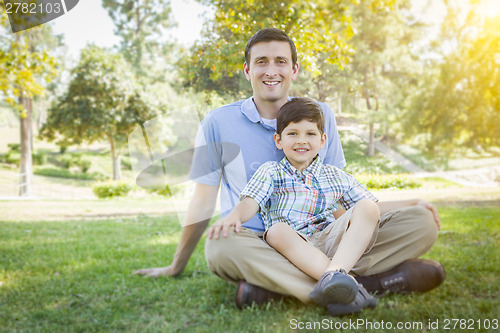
[240,156,378,236]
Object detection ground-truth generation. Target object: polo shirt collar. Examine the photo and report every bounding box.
[279,155,323,179]
[241,96,294,131]
[241,97,262,124]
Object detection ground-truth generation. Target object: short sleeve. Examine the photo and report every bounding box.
[239,163,275,212]
[189,117,222,186]
[338,172,378,210]
[320,102,346,169]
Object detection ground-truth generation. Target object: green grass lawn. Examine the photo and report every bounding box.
[1,204,499,332]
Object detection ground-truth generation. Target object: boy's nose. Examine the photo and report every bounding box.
[296,136,308,144]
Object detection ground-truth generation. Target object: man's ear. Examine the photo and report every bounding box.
[274,133,283,150]
[291,62,299,81]
[244,62,251,81]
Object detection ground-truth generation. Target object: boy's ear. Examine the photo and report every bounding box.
[274,133,283,150]
[320,133,327,148]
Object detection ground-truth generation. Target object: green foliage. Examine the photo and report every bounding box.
[102,0,175,78]
[3,143,20,165]
[402,2,500,159]
[0,144,45,166]
[40,45,166,180]
[93,181,134,198]
[57,154,92,173]
[34,167,106,181]
[32,151,46,166]
[356,173,421,190]
[0,24,58,110]
[181,0,395,94]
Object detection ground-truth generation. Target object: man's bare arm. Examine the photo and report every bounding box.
[134,182,219,277]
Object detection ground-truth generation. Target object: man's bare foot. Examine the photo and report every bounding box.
[133,266,178,278]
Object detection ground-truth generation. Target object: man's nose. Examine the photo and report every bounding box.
[265,63,277,76]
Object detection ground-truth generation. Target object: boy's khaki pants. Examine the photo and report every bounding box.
[205,205,439,303]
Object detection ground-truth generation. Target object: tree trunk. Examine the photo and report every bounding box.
[363,91,375,156]
[368,122,375,156]
[19,95,32,196]
[113,154,122,180]
[337,93,342,115]
[109,137,122,180]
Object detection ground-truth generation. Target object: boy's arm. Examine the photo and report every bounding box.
[377,199,441,229]
[206,197,260,239]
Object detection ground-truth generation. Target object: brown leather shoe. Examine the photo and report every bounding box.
[235,281,284,309]
[355,259,446,294]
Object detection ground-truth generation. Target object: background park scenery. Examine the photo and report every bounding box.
[1,0,499,332]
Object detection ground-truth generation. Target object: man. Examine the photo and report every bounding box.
[135,28,445,313]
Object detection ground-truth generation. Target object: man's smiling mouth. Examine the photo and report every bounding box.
[264,81,280,86]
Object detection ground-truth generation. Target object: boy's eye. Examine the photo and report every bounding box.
[308,132,317,136]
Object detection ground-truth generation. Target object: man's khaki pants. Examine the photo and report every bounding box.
[205,206,439,303]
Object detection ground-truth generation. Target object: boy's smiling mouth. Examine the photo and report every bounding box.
[264,81,280,86]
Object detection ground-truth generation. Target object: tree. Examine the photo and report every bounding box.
[402,0,500,162]
[180,0,359,94]
[344,0,424,156]
[1,8,59,196]
[102,0,175,79]
[41,46,162,180]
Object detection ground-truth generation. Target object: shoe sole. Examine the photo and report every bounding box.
[310,275,359,306]
[327,297,377,316]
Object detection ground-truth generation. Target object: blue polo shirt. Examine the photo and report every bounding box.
[191,96,346,232]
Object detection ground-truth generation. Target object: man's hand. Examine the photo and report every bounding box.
[206,216,241,240]
[133,265,181,278]
[417,200,441,230]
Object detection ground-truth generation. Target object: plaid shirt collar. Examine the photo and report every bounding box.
[278,154,323,180]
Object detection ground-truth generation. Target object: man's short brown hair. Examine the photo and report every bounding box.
[245,28,297,69]
[277,97,325,135]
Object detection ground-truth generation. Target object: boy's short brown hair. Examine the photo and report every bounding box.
[277,97,325,135]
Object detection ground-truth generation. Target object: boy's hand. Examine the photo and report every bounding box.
[206,216,241,239]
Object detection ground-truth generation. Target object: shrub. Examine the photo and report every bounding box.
[58,155,77,169]
[7,143,20,152]
[56,154,92,173]
[6,152,20,165]
[34,166,106,181]
[32,152,47,166]
[93,181,133,199]
[147,184,182,197]
[77,157,92,173]
[355,173,421,190]
[3,145,46,166]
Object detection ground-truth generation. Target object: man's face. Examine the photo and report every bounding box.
[244,41,299,106]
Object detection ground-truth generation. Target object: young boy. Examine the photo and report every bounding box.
[207,97,381,308]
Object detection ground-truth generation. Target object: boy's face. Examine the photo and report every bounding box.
[244,41,299,107]
[274,119,327,172]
